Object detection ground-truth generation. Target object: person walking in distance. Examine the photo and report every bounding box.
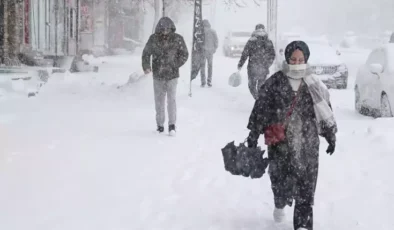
[200,19,219,87]
[237,24,276,99]
[142,17,189,136]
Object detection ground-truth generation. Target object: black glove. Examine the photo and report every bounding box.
[325,134,336,155]
[247,138,257,148]
[246,130,259,148]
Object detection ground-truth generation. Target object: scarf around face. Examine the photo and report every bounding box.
[282,63,338,135]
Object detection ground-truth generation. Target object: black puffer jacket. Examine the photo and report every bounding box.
[142,17,189,80]
[238,30,276,77]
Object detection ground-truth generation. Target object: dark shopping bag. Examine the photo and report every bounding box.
[221,141,269,179]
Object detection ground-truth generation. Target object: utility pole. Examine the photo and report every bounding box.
[267,0,278,49]
[162,0,165,17]
[267,0,278,71]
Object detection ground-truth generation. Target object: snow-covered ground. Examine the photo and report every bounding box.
[1,50,393,230]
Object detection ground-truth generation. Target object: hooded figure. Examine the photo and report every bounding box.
[142,17,189,135]
[245,41,337,230]
[237,24,276,100]
[200,19,218,87]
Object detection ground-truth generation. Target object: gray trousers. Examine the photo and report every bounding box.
[153,78,178,127]
[201,52,214,85]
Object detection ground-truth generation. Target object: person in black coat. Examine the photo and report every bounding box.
[237,24,276,100]
[142,17,189,135]
[246,41,337,230]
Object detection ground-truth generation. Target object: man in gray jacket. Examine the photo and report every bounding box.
[142,17,189,135]
[200,19,218,87]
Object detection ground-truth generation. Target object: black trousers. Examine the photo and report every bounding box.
[248,74,267,100]
[268,149,319,230]
[247,69,268,99]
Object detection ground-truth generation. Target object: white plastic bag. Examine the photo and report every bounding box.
[228,71,242,87]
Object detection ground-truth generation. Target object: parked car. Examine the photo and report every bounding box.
[277,37,348,89]
[222,31,251,57]
[354,44,394,117]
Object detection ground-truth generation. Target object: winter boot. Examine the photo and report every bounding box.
[207,83,212,87]
[273,207,286,223]
[157,126,164,133]
[169,124,176,136]
[201,83,206,88]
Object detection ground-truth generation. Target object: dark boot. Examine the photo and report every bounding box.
[169,124,176,136]
[157,126,164,133]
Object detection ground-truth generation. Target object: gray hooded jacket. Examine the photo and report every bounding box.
[203,20,219,54]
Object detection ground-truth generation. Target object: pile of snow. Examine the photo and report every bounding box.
[385,44,394,73]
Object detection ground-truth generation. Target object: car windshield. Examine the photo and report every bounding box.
[232,32,250,37]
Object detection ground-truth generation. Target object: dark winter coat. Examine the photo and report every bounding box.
[203,20,219,54]
[142,17,189,80]
[238,30,276,78]
[246,71,336,205]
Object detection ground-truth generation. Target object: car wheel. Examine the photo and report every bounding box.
[380,93,393,117]
[355,86,362,112]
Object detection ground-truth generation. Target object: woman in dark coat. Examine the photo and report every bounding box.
[246,41,337,230]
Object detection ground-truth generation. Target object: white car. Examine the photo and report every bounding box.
[354,44,394,117]
[222,31,251,57]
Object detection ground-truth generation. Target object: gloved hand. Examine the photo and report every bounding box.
[237,66,242,71]
[246,130,259,148]
[247,138,257,148]
[325,134,336,155]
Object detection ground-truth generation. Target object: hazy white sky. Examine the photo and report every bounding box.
[142,0,394,42]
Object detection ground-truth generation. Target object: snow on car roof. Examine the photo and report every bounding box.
[307,43,342,66]
[385,44,394,72]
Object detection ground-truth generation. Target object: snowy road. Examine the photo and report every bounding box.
[1,52,393,230]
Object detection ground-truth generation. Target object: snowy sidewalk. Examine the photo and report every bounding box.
[0,55,393,230]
